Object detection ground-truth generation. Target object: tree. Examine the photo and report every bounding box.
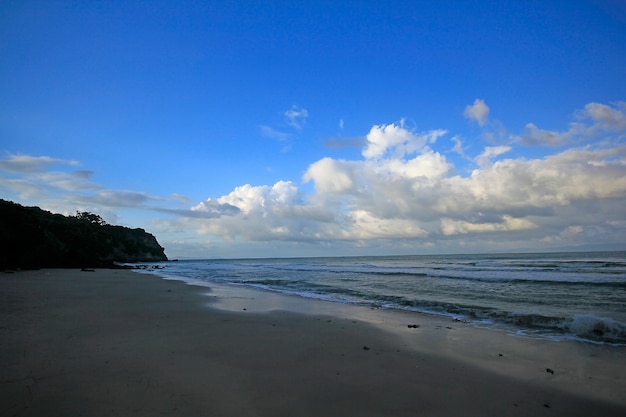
[75,211,107,225]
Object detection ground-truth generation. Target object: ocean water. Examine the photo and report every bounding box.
[134,251,626,345]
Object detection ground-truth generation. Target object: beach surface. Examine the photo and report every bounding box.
[1,269,625,416]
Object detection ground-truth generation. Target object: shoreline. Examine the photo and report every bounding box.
[144,267,626,346]
[2,268,625,416]
[135,252,626,347]
[168,272,626,402]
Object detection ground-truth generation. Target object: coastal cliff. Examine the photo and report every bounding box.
[0,199,167,269]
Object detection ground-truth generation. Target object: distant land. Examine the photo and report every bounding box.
[0,199,167,269]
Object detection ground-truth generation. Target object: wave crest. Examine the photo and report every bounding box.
[566,314,626,344]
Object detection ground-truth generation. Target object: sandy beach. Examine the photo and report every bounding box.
[1,269,625,416]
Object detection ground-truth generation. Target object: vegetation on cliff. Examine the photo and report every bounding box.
[0,199,168,269]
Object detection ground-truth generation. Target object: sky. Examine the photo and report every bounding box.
[1,0,626,259]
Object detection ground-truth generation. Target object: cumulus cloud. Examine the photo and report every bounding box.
[348,210,428,239]
[435,146,626,217]
[5,101,626,254]
[183,199,239,217]
[303,158,356,194]
[188,102,626,251]
[202,182,298,214]
[440,215,538,235]
[362,121,447,159]
[464,99,490,126]
[475,145,511,167]
[189,180,337,241]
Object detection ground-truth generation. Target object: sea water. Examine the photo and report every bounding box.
[134,251,626,345]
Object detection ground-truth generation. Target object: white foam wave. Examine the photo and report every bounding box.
[566,314,626,344]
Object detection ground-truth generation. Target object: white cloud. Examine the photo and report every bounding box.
[376,149,452,180]
[520,101,626,146]
[187,102,626,251]
[37,171,101,191]
[0,153,163,218]
[450,136,466,156]
[259,105,309,149]
[4,101,626,255]
[0,177,45,199]
[0,154,80,173]
[436,145,626,216]
[542,225,588,244]
[362,121,447,159]
[284,105,308,129]
[561,225,583,238]
[303,158,355,194]
[0,154,101,201]
[475,145,511,167]
[464,99,490,126]
[171,193,190,205]
[580,102,626,130]
[189,180,337,242]
[522,123,565,146]
[208,181,302,214]
[348,210,428,239]
[259,125,292,141]
[191,198,240,217]
[441,215,538,235]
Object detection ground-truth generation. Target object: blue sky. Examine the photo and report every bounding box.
[1,0,626,258]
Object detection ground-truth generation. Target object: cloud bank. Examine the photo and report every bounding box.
[188,101,626,252]
[0,153,162,223]
[2,101,625,255]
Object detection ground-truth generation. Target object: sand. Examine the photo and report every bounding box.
[1,269,625,416]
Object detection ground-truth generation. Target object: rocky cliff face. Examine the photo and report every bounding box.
[0,199,168,269]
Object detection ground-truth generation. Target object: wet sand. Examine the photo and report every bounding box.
[1,269,625,416]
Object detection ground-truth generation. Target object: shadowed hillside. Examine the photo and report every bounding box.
[0,199,167,269]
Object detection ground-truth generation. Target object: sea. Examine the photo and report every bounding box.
[133,251,626,345]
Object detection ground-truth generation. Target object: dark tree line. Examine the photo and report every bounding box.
[0,199,167,269]
[74,211,107,225]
